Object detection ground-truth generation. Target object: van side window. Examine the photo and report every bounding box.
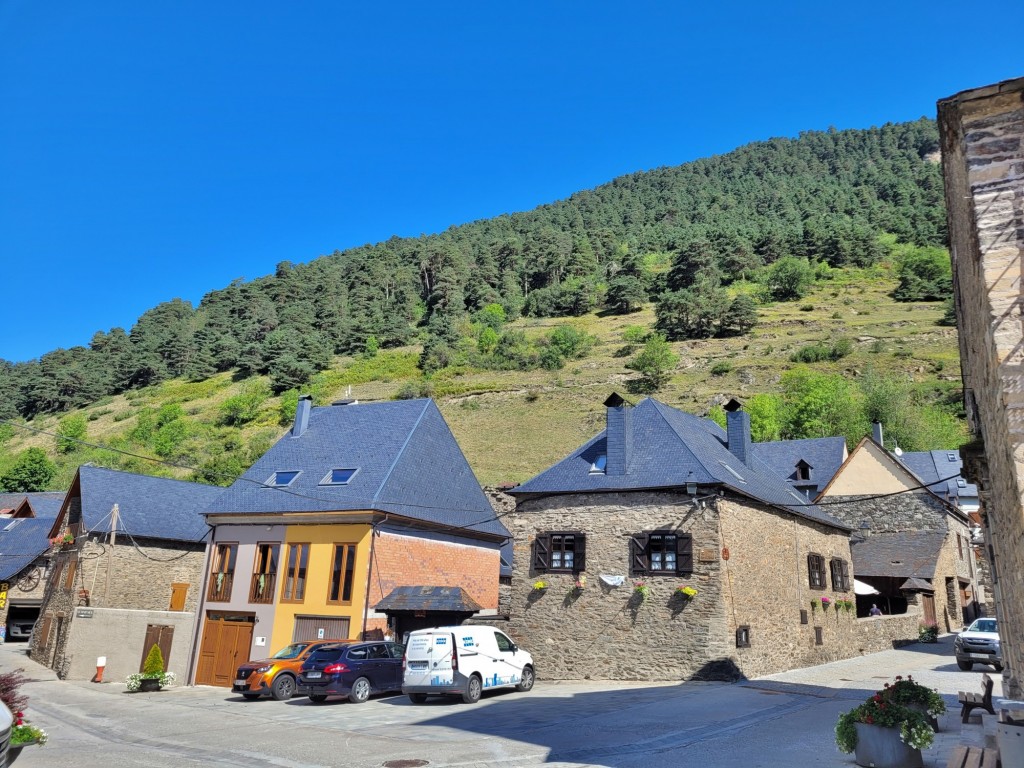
[494,632,515,652]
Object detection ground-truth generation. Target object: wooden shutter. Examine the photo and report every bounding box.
[675,533,694,575]
[573,533,586,572]
[36,615,53,649]
[629,533,649,576]
[829,559,840,590]
[139,624,174,673]
[841,560,850,591]
[63,557,78,590]
[532,534,550,572]
[169,583,189,611]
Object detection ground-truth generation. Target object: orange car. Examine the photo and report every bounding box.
[233,640,347,700]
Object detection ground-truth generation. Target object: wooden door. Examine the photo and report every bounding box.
[195,615,254,686]
[922,593,937,626]
[139,625,174,673]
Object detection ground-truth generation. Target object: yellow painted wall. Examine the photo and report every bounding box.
[269,523,373,651]
[821,442,916,496]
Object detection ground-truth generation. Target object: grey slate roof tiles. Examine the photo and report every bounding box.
[206,399,509,541]
[850,532,947,579]
[76,465,222,542]
[510,398,851,532]
[751,436,847,495]
[374,586,483,613]
[899,450,979,504]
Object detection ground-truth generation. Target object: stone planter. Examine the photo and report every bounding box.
[853,723,922,768]
[138,677,162,692]
[996,722,1024,768]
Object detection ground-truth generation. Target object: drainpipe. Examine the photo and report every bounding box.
[362,515,386,640]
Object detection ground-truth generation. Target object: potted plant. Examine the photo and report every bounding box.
[883,675,945,731]
[836,685,935,767]
[675,585,698,600]
[573,575,586,591]
[843,599,855,613]
[126,644,175,692]
[532,580,548,592]
[633,581,650,601]
[8,711,47,764]
[918,623,938,643]
[810,599,819,613]
[821,596,832,611]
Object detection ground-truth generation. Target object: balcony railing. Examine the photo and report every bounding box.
[207,572,234,602]
[249,572,277,604]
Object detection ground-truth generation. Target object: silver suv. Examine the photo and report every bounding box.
[955,618,1002,671]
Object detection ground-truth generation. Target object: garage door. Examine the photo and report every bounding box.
[292,616,350,642]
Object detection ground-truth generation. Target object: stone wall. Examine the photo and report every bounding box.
[502,490,901,681]
[939,77,1024,698]
[823,493,952,534]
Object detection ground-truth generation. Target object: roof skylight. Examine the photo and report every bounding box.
[320,468,358,486]
[589,455,607,474]
[267,470,300,487]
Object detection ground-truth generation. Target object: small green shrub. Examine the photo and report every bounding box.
[799,304,815,312]
[142,644,165,676]
[710,361,732,376]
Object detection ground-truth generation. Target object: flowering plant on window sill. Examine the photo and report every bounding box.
[675,586,698,599]
[633,581,650,601]
[48,532,75,548]
[532,580,548,591]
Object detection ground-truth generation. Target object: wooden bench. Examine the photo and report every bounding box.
[959,673,996,723]
[946,744,1000,768]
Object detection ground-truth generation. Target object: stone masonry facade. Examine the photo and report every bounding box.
[939,77,1024,698]
[502,491,909,681]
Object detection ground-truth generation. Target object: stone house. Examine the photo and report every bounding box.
[30,465,223,681]
[816,426,981,631]
[502,395,890,682]
[189,397,510,688]
[0,492,64,642]
[939,75,1024,699]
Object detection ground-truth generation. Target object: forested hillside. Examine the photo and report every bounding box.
[0,118,964,493]
[0,119,944,418]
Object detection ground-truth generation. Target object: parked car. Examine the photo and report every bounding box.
[296,641,405,703]
[402,626,534,704]
[0,700,12,765]
[955,618,1002,671]
[6,619,35,641]
[233,639,346,700]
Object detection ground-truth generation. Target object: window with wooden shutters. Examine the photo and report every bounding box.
[631,531,693,576]
[807,553,826,590]
[533,533,584,573]
[830,558,850,591]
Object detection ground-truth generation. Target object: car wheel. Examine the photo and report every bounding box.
[242,693,261,701]
[349,677,372,704]
[462,675,482,704]
[271,674,296,701]
[408,693,428,704]
[957,659,974,671]
[309,694,328,703]
[994,663,1004,672]
[516,666,535,692]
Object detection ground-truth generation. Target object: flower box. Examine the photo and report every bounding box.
[852,722,923,768]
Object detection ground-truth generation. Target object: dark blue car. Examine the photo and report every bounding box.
[296,641,405,703]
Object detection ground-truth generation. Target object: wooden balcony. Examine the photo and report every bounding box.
[207,572,233,602]
[249,572,277,604]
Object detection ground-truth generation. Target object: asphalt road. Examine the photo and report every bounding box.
[1,636,999,768]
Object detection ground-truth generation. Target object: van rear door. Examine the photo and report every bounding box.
[403,631,455,688]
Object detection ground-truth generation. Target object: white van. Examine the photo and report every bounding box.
[402,626,535,704]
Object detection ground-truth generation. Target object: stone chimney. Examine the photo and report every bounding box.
[604,393,632,476]
[871,420,883,446]
[724,398,752,468]
[292,395,313,438]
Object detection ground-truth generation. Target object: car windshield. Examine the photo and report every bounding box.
[970,620,997,633]
[271,643,309,660]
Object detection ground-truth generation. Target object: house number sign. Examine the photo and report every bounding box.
[76,609,94,618]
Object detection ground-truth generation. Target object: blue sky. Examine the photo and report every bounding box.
[1,2,1021,363]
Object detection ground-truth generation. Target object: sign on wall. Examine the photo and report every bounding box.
[0,581,8,610]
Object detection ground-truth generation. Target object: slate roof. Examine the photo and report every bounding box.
[899,450,979,506]
[206,399,509,541]
[510,398,851,532]
[850,532,947,579]
[0,492,65,516]
[71,465,222,542]
[751,437,847,497]
[375,586,483,613]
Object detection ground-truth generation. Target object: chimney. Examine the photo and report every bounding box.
[603,393,632,476]
[292,395,313,438]
[871,420,883,446]
[724,398,752,468]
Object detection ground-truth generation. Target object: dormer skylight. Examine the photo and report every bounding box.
[267,470,300,487]
[3,519,22,531]
[794,460,812,482]
[956,479,967,488]
[320,468,358,486]
[589,455,607,474]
